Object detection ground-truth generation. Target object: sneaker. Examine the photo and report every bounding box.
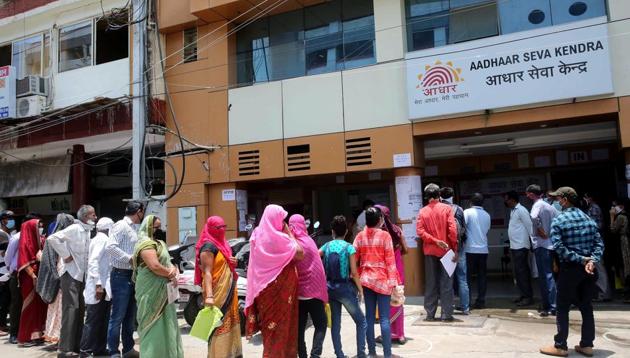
[539,345,568,357]
[9,336,17,344]
[574,345,593,357]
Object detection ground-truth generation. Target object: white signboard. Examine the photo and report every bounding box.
[407,22,613,120]
[0,66,16,119]
[393,153,412,168]
[222,189,236,201]
[395,175,422,221]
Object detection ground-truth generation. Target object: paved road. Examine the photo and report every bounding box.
[1,305,629,357]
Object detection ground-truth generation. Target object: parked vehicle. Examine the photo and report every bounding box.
[168,238,202,326]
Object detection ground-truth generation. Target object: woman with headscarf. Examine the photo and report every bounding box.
[132,215,184,358]
[37,213,74,346]
[374,205,409,345]
[17,218,47,346]
[195,216,242,358]
[245,204,304,358]
[289,214,328,358]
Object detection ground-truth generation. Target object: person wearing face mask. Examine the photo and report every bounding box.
[609,198,630,303]
[106,201,144,358]
[0,210,16,337]
[46,205,97,357]
[133,215,183,358]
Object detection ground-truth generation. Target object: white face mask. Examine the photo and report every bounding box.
[614,206,623,214]
[87,220,96,226]
[38,228,44,235]
[442,197,453,204]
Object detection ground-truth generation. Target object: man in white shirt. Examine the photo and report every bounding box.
[106,201,144,358]
[80,217,114,357]
[47,205,97,357]
[464,193,491,309]
[504,191,534,307]
[353,199,374,238]
[526,184,558,317]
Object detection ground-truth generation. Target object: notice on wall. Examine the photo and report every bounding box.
[236,190,248,231]
[395,175,422,221]
[406,20,613,120]
[0,66,16,119]
[222,189,236,201]
[393,153,412,168]
[402,221,418,248]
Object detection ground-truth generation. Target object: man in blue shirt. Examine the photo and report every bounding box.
[463,193,491,309]
[539,187,604,358]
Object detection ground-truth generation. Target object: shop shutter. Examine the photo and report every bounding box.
[345,137,372,167]
[238,149,260,176]
[286,144,311,172]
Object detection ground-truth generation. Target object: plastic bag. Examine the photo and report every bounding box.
[390,285,405,307]
[325,303,331,328]
[190,306,223,341]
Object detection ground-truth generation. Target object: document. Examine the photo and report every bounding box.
[440,249,457,278]
[167,282,180,304]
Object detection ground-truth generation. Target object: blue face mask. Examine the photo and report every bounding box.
[6,219,14,230]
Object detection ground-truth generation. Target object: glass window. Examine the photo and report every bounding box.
[236,0,375,86]
[0,44,12,67]
[42,33,51,76]
[449,2,498,44]
[550,0,607,25]
[12,34,43,79]
[183,27,197,63]
[498,0,552,34]
[96,17,128,65]
[59,21,93,72]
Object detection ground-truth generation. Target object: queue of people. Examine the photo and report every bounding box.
[0,180,618,358]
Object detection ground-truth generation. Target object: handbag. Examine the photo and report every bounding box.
[390,285,405,307]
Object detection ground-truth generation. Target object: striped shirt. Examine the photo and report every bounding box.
[353,228,399,295]
[106,216,139,270]
[550,207,604,264]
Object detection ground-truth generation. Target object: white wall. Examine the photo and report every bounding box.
[282,72,344,138]
[373,0,406,63]
[53,58,130,108]
[608,0,630,21]
[228,82,283,145]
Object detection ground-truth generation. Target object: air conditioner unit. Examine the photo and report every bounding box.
[16,95,46,118]
[16,76,48,97]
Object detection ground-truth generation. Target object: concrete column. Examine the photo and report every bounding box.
[71,144,90,212]
[374,0,406,63]
[393,166,424,296]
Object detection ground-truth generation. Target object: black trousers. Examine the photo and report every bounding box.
[554,262,597,350]
[511,249,533,300]
[467,253,488,304]
[298,298,327,358]
[80,299,111,355]
[0,278,11,327]
[59,273,85,353]
[8,273,21,337]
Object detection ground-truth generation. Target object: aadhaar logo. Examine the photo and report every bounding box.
[416,60,463,96]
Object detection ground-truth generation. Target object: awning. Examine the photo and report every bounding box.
[0,156,71,197]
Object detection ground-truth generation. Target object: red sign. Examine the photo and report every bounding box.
[0,66,9,78]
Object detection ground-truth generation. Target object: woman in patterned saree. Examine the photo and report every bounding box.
[133,215,184,358]
[245,204,304,358]
[195,215,242,358]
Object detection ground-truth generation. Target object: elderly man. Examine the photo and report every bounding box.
[47,205,97,357]
[540,187,604,357]
[80,217,114,357]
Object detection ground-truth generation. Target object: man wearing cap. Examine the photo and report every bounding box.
[526,184,558,317]
[80,217,114,357]
[540,187,604,358]
[0,210,15,336]
[106,201,144,358]
[47,205,98,357]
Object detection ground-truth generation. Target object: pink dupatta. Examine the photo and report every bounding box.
[245,204,298,309]
[289,214,328,303]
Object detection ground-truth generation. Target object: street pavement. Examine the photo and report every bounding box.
[1,300,629,357]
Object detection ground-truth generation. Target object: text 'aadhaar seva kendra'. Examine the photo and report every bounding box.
[470,40,605,71]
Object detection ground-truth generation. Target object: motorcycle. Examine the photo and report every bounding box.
[167,232,202,326]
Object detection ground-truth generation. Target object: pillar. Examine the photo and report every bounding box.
[374,0,406,63]
[393,166,424,296]
[71,144,90,212]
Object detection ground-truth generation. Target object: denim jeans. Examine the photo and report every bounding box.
[455,251,470,312]
[554,262,597,350]
[328,282,367,358]
[107,269,136,355]
[535,248,557,312]
[364,287,392,358]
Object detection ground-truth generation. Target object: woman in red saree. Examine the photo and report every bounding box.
[17,219,48,346]
[245,204,304,358]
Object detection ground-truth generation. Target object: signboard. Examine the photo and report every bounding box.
[395,175,422,221]
[407,22,613,120]
[0,66,16,119]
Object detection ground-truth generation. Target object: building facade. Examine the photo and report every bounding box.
[160,0,630,294]
[0,0,164,222]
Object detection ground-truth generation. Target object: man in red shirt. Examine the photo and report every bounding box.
[416,183,458,321]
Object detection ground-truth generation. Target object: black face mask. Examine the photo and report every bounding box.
[153,229,166,242]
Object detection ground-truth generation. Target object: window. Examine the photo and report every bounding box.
[406,0,607,52]
[96,17,128,64]
[183,27,197,63]
[59,21,92,72]
[0,44,10,67]
[236,0,375,85]
[10,33,50,78]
